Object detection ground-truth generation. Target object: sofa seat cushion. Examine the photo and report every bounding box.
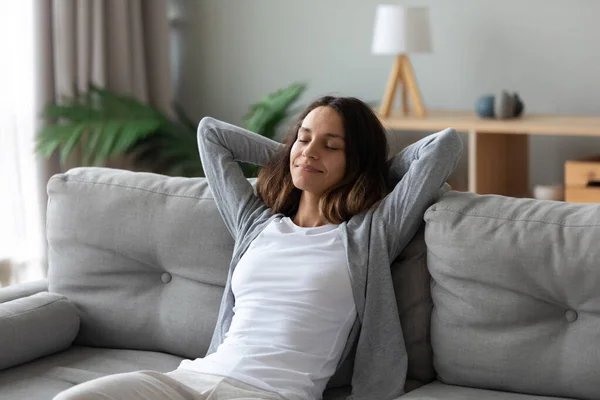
[425,191,600,400]
[0,345,183,400]
[0,345,351,400]
[398,381,576,399]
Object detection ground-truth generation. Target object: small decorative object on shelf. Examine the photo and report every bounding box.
[533,184,564,201]
[475,91,525,119]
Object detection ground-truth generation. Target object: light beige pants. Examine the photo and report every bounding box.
[53,369,285,400]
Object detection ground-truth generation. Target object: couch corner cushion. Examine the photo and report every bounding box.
[0,292,80,370]
[425,191,600,400]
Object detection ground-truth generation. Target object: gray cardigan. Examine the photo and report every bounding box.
[197,116,463,400]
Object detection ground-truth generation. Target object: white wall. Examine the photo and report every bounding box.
[170,0,600,190]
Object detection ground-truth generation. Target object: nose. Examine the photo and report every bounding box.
[302,142,318,159]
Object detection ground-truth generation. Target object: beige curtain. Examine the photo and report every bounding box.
[33,0,173,272]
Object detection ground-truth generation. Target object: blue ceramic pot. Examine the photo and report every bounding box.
[475,95,495,118]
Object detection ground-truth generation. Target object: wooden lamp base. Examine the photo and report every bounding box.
[379,54,426,118]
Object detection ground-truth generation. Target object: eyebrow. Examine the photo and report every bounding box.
[299,126,345,139]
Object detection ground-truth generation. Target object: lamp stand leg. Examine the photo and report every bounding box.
[400,73,409,116]
[379,54,403,117]
[400,54,426,117]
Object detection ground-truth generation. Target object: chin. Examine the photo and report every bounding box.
[291,177,319,194]
[291,180,309,192]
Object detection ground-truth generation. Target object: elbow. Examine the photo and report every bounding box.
[440,128,464,158]
[197,116,217,143]
[197,116,221,151]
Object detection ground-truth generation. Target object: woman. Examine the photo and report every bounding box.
[55,96,463,400]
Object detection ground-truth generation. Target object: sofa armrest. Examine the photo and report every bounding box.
[0,279,49,303]
[0,291,80,371]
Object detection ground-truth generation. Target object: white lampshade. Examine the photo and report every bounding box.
[371,5,432,54]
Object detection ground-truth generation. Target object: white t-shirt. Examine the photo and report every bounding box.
[179,216,356,400]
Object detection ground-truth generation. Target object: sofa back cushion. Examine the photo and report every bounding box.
[425,191,600,400]
[391,225,435,390]
[47,168,233,359]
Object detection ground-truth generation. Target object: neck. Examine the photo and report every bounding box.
[293,192,328,227]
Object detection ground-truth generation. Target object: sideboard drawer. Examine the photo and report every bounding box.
[565,157,600,187]
[565,157,600,203]
[565,187,600,203]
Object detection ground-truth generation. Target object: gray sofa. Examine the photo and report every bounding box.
[0,167,598,400]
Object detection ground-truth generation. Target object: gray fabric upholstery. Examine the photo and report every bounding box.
[390,186,450,391]
[46,168,233,360]
[398,381,576,400]
[425,191,600,400]
[0,279,48,303]
[0,292,79,371]
[0,346,183,400]
[392,225,435,389]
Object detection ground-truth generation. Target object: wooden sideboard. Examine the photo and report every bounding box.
[379,110,600,197]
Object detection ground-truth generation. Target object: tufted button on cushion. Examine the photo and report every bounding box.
[565,309,578,322]
[160,272,172,284]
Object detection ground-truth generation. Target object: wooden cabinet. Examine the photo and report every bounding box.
[381,110,600,198]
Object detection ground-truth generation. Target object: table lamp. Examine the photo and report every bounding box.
[372,5,432,118]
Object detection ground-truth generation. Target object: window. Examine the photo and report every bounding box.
[0,0,44,284]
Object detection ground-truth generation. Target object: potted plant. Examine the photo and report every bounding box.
[36,83,306,177]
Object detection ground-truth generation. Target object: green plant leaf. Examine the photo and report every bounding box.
[82,127,102,165]
[36,82,305,177]
[36,85,176,168]
[36,124,72,157]
[243,82,306,139]
[112,121,161,155]
[93,121,121,163]
[59,124,88,165]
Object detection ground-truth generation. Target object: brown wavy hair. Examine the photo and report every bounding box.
[256,96,390,224]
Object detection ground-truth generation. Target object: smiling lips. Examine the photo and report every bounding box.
[297,164,323,173]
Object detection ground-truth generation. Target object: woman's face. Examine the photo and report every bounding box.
[289,106,346,196]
